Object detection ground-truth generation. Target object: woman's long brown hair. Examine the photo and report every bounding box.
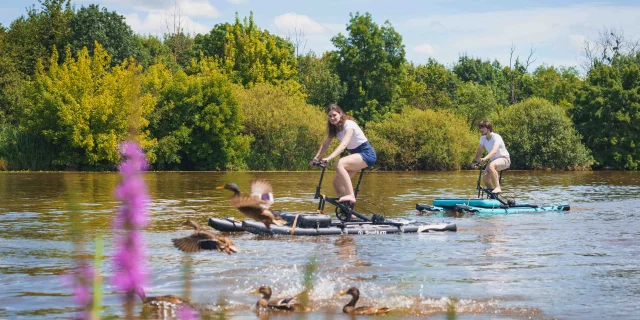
[327,104,354,138]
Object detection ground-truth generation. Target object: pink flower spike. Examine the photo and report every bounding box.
[178,305,200,320]
[111,141,151,303]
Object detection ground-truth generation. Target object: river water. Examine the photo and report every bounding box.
[0,170,639,319]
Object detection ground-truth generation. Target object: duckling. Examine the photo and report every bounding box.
[219,180,285,230]
[253,285,301,311]
[172,220,238,254]
[340,287,391,315]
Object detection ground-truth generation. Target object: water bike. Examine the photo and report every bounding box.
[415,162,570,215]
[209,161,456,235]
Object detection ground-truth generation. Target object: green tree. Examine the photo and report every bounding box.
[4,0,73,75]
[164,32,195,69]
[297,51,346,106]
[367,108,476,170]
[495,97,593,170]
[0,25,45,170]
[193,23,230,60]
[68,4,141,66]
[145,58,251,170]
[573,54,640,169]
[453,82,498,128]
[20,44,155,169]
[402,59,458,110]
[331,12,406,123]
[394,64,427,111]
[0,25,18,122]
[501,47,537,105]
[234,83,326,170]
[134,34,171,68]
[223,13,297,86]
[526,65,582,109]
[453,55,509,105]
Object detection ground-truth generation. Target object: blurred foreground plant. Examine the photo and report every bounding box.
[111,141,150,318]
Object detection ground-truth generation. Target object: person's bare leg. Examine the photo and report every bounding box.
[332,168,359,197]
[487,162,501,193]
[483,171,494,190]
[334,154,367,203]
[332,175,346,197]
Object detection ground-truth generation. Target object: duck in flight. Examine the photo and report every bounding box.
[171,219,238,254]
[218,179,285,229]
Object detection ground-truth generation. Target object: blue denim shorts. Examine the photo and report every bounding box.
[348,141,377,167]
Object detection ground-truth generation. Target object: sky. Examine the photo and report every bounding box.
[1,0,639,70]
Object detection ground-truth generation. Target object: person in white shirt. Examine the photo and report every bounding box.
[475,120,510,193]
[309,104,377,204]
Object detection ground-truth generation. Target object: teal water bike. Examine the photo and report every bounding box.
[415,162,570,215]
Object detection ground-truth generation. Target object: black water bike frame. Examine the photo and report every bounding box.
[312,160,379,223]
[474,161,508,206]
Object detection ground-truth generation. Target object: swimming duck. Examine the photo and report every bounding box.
[253,285,301,311]
[137,288,193,310]
[218,180,285,230]
[340,287,391,315]
[171,220,238,254]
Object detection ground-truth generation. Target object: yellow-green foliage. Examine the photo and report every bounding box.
[22,43,154,168]
[367,108,477,170]
[144,58,251,170]
[494,97,593,170]
[236,82,326,170]
[223,13,297,86]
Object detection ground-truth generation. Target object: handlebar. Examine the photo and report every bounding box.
[312,160,327,168]
[472,160,488,169]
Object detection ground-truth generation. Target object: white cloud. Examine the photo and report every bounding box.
[104,0,219,18]
[271,12,344,55]
[226,0,247,4]
[273,12,342,36]
[102,0,173,11]
[124,11,212,35]
[414,43,436,56]
[403,4,640,67]
[104,0,219,36]
[179,0,219,18]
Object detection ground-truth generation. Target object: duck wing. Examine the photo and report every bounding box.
[231,196,267,221]
[353,306,392,315]
[250,179,274,206]
[172,230,225,253]
[268,295,301,311]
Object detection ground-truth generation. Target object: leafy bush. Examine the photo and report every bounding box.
[20,44,155,170]
[0,123,56,170]
[145,58,251,170]
[573,54,640,169]
[235,83,326,170]
[367,108,477,170]
[494,97,593,170]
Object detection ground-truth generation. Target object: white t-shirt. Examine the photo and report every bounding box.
[336,120,368,150]
[480,133,510,161]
